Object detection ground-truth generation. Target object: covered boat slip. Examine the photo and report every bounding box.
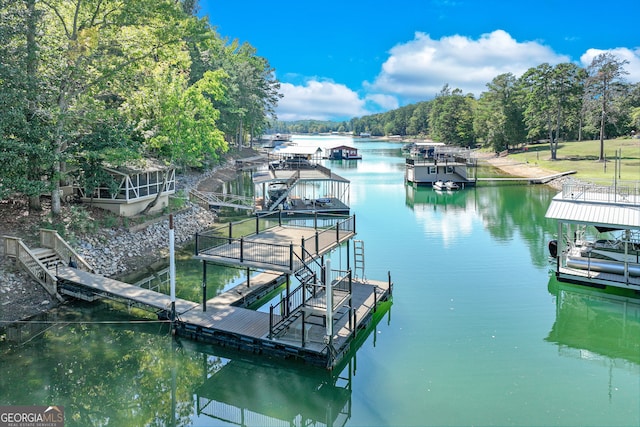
[252,163,350,213]
[405,146,477,186]
[546,181,640,291]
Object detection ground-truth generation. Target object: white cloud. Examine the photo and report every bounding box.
[371,29,570,100]
[579,47,640,82]
[276,80,366,121]
[365,93,399,111]
[276,80,399,121]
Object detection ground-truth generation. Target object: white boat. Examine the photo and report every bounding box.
[445,181,460,191]
[432,180,446,191]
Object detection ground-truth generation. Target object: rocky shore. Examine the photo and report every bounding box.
[0,152,257,323]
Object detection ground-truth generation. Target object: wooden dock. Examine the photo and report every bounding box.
[54,214,392,368]
[476,170,576,185]
[194,216,357,273]
[55,265,391,368]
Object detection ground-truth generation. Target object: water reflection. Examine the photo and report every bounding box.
[0,295,390,427]
[191,343,353,427]
[405,184,468,211]
[546,279,640,367]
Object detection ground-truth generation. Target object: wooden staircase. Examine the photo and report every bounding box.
[30,248,64,269]
[3,229,93,300]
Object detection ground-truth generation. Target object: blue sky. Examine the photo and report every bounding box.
[199,0,640,122]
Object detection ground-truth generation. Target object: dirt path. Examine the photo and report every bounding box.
[478,152,559,179]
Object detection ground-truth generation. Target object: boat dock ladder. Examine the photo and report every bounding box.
[353,239,365,279]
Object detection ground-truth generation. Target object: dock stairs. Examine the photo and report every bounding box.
[30,248,64,269]
[3,229,93,300]
[269,263,320,338]
[267,171,301,211]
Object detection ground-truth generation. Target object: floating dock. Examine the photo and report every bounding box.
[54,213,393,369]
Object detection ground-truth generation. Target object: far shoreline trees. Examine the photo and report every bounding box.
[275,54,637,159]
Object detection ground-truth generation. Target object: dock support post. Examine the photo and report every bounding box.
[202,262,207,312]
[169,215,176,323]
[346,240,350,271]
[228,222,232,243]
[325,259,333,339]
[349,269,353,332]
[246,267,251,288]
[285,274,291,317]
[289,244,294,271]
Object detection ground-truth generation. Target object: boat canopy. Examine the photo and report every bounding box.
[545,191,640,229]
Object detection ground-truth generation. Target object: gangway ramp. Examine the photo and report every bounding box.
[190,189,255,211]
[56,266,199,315]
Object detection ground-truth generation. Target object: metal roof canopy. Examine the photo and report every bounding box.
[545,192,640,229]
[273,146,323,156]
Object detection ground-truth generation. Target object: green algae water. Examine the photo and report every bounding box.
[1,136,639,426]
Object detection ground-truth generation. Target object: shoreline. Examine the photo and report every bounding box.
[1,148,567,325]
[0,150,261,325]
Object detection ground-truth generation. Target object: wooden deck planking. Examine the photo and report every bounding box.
[55,255,392,367]
[56,266,199,314]
[197,225,355,272]
[179,306,271,338]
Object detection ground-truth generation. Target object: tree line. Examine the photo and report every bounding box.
[0,0,280,215]
[276,54,639,163]
[355,54,639,159]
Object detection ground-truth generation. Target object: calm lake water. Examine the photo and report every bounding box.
[1,136,639,426]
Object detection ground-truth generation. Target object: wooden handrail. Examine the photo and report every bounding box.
[2,236,58,297]
[39,229,94,272]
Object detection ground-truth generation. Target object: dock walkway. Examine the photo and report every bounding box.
[55,265,390,368]
[53,214,391,368]
[476,170,576,184]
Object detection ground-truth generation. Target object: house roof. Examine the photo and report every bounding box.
[103,158,172,176]
[329,145,357,151]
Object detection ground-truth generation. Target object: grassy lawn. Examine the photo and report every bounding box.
[512,138,640,183]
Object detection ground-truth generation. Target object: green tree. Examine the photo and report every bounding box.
[148,69,228,169]
[520,63,585,159]
[584,53,629,161]
[191,37,281,149]
[474,73,525,152]
[28,0,198,215]
[0,0,54,210]
[407,102,431,136]
[429,86,475,145]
